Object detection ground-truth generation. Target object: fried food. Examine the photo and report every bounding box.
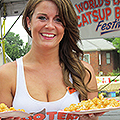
[0,103,25,112]
[64,93,120,111]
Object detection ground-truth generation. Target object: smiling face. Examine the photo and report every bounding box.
[26,0,65,49]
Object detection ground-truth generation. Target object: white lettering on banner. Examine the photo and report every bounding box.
[71,0,120,39]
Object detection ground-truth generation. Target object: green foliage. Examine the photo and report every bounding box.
[22,42,31,56]
[105,38,115,42]
[105,37,120,54]
[108,68,120,76]
[4,32,31,61]
[112,38,120,53]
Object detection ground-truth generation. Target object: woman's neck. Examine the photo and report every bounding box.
[23,44,60,66]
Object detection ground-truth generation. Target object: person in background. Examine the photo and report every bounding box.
[0,0,103,119]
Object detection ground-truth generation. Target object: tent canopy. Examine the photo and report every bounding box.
[0,0,29,64]
[0,0,29,17]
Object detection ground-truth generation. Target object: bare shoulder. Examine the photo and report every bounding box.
[81,60,97,88]
[0,61,17,89]
[0,61,17,107]
[81,60,98,99]
[0,61,17,80]
[81,60,95,73]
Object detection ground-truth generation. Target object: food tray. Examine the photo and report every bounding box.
[58,106,120,114]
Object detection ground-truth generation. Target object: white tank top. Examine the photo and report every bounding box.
[13,57,79,119]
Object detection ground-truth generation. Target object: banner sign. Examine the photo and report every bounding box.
[71,0,120,39]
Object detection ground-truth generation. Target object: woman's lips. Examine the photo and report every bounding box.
[41,33,56,40]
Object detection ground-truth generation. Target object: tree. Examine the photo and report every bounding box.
[105,37,120,54]
[112,37,120,53]
[105,38,115,42]
[4,32,31,60]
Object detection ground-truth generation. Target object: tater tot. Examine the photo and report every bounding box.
[64,93,120,111]
[0,103,25,112]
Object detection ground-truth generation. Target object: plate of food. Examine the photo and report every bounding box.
[59,94,120,115]
[0,103,31,118]
[58,106,120,114]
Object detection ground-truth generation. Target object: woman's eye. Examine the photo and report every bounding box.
[55,18,62,22]
[38,16,46,20]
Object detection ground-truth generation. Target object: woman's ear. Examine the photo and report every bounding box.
[26,17,31,29]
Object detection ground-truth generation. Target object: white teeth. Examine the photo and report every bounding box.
[42,33,55,37]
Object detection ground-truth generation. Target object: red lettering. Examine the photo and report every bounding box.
[77,16,82,27]
[22,116,32,120]
[66,114,79,119]
[75,0,110,14]
[77,6,112,28]
[89,0,95,9]
[105,7,111,20]
[115,7,120,19]
[105,0,110,6]
[75,3,83,13]
[94,0,99,8]
[57,112,67,119]
[98,0,104,7]
[33,114,45,120]
[98,9,105,20]
[92,10,99,22]
[82,14,89,26]
[86,11,92,24]
[47,112,57,120]
[83,1,89,10]
[113,0,120,5]
[113,0,117,5]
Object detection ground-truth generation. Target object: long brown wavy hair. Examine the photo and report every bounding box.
[22,0,96,101]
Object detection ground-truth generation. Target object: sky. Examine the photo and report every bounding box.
[3,16,28,44]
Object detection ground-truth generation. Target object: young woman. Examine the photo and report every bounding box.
[0,0,102,119]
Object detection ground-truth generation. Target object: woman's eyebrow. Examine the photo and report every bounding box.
[37,13,59,17]
[37,13,47,16]
[55,15,60,17]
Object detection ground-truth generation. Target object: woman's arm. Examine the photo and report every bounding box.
[81,61,99,120]
[0,62,16,108]
[81,60,98,99]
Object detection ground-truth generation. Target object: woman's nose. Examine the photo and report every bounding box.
[45,20,55,30]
